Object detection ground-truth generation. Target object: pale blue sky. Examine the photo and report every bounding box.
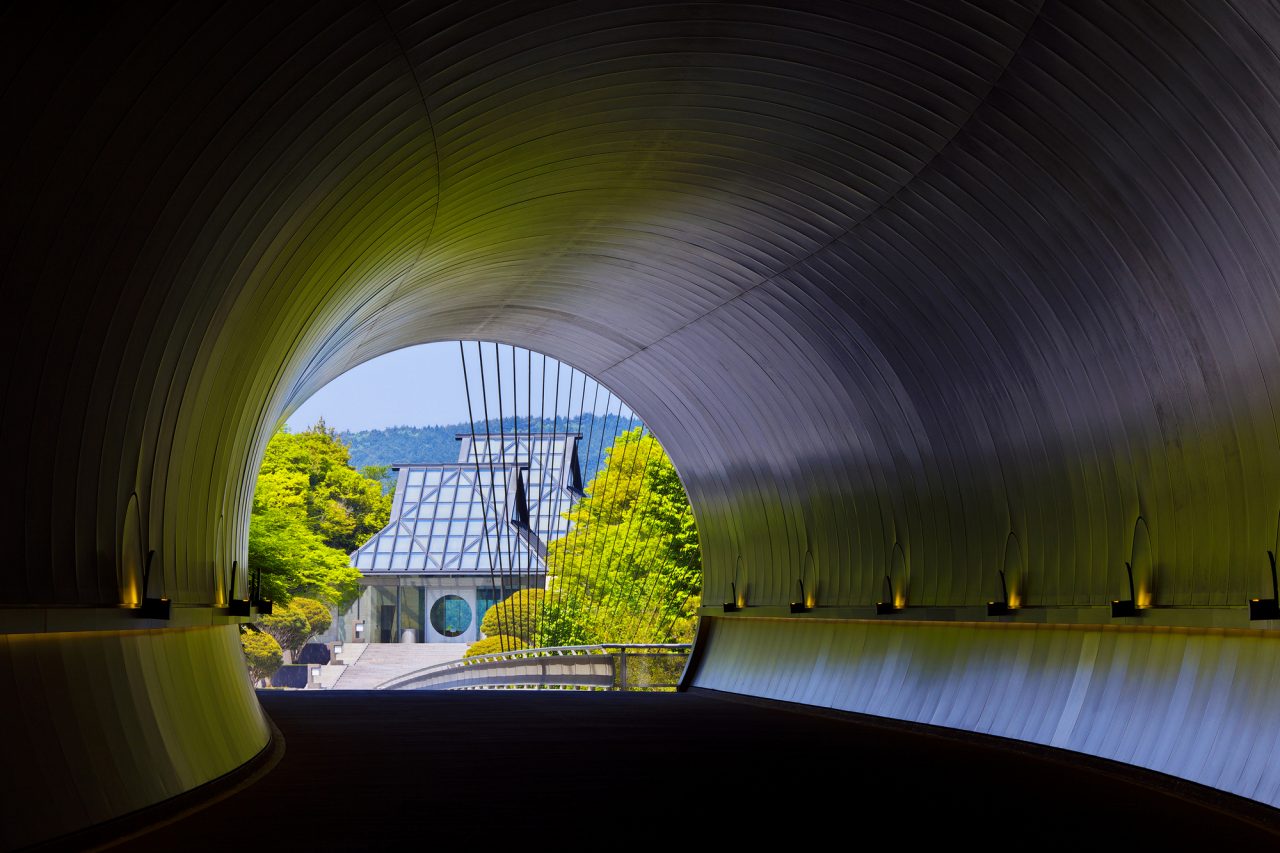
[286,343,470,432]
[286,342,628,433]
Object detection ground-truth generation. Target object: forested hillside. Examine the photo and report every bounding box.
[340,413,632,489]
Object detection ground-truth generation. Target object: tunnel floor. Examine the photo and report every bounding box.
[114,690,1280,848]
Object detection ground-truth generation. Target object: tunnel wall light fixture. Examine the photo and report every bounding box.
[250,564,273,615]
[226,560,251,616]
[723,582,741,613]
[137,549,171,620]
[876,573,900,615]
[790,580,810,613]
[1249,551,1280,620]
[1111,561,1139,618]
[987,569,1013,616]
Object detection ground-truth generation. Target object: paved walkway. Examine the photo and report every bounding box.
[123,690,1280,848]
[328,642,465,689]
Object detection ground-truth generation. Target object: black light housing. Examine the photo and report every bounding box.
[137,549,171,620]
[1111,561,1139,618]
[1249,551,1280,621]
[790,580,810,613]
[250,565,273,615]
[987,569,1013,616]
[723,582,740,613]
[875,573,900,615]
[226,560,252,616]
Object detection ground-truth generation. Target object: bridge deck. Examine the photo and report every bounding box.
[121,690,1280,848]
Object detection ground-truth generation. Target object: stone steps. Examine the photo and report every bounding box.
[330,643,466,690]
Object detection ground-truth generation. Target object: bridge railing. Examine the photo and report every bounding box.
[376,643,691,691]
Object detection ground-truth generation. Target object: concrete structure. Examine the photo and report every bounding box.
[6,1,1280,847]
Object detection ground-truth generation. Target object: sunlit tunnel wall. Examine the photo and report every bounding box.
[5,1,1280,845]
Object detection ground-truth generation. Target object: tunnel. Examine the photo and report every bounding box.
[4,0,1280,846]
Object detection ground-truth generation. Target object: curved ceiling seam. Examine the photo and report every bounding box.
[1000,11,1224,593]
[352,0,444,359]
[21,9,235,600]
[892,145,1114,585]
[1112,4,1280,528]
[595,1,1046,379]
[135,9,414,573]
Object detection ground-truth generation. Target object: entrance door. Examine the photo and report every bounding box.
[379,604,396,643]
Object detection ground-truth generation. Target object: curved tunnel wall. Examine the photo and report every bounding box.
[3,0,1280,842]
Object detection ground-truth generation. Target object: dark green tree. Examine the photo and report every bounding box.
[258,596,332,662]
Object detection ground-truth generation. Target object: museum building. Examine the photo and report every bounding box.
[341,432,584,644]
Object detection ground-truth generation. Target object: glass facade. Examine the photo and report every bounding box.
[347,433,583,642]
[351,433,582,577]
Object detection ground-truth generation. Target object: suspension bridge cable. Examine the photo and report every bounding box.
[534,350,548,643]
[572,380,607,630]
[460,341,506,648]
[555,364,591,624]
[628,519,684,644]
[600,423,664,639]
[577,394,635,638]
[476,341,515,650]
[546,358,567,624]
[548,361,578,625]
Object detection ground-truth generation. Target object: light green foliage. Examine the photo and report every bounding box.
[359,464,394,496]
[480,589,545,644]
[542,428,702,644]
[249,420,390,607]
[249,507,359,606]
[240,628,284,683]
[290,596,332,639]
[535,594,594,647]
[464,635,527,657]
[255,419,390,552]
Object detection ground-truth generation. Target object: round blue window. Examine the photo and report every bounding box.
[430,594,472,637]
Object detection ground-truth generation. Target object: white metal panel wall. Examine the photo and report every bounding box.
[694,616,1280,807]
[0,625,270,850]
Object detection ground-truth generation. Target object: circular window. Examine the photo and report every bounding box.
[430,595,472,638]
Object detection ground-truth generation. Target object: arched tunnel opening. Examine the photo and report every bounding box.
[5,0,1280,847]
[251,340,703,690]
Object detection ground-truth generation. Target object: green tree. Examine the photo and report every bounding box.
[544,428,701,644]
[259,596,332,661]
[258,606,309,663]
[249,421,390,608]
[248,507,359,606]
[240,628,284,684]
[291,596,332,639]
[255,419,391,553]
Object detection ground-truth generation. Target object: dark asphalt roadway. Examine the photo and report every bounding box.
[113,689,1280,849]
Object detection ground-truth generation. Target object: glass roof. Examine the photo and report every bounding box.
[351,433,582,575]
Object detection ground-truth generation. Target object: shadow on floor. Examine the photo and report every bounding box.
[118,689,1280,849]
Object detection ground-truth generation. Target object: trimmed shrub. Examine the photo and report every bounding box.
[241,629,284,683]
[465,635,527,658]
[479,589,544,642]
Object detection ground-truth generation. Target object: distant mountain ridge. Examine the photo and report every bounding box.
[338,413,632,488]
